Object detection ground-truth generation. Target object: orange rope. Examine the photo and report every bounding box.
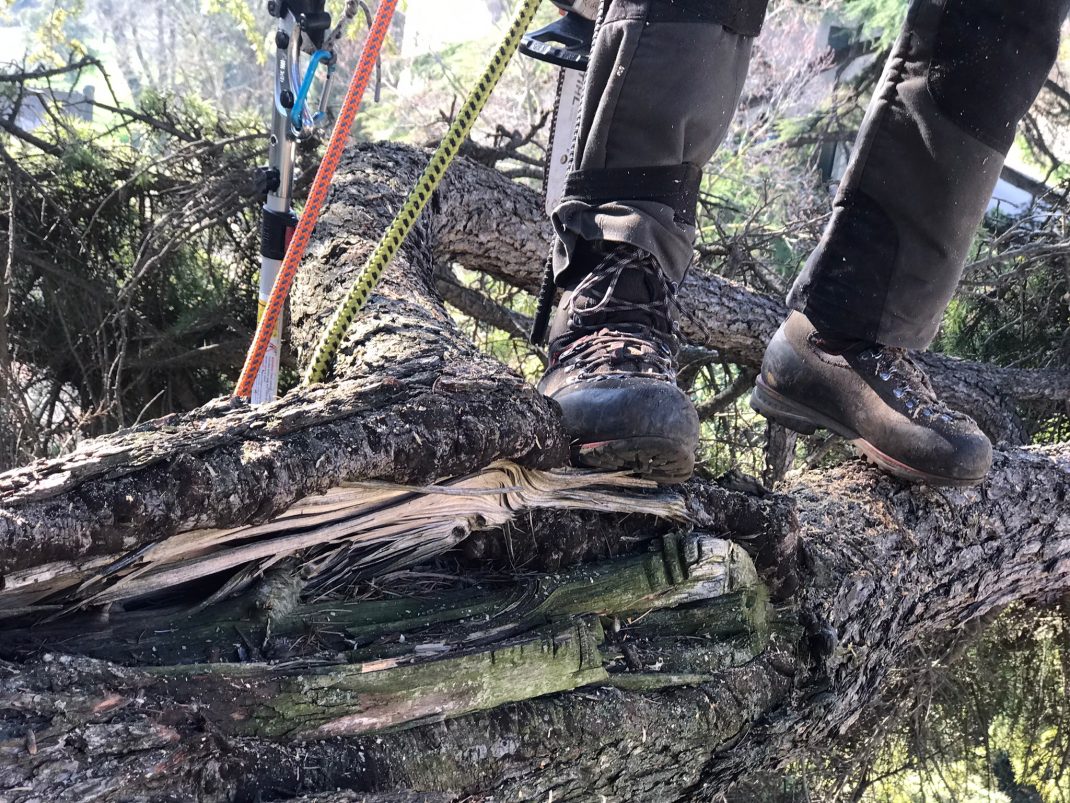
[235,0,398,400]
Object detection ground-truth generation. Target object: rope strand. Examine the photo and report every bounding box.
[301,0,543,385]
[234,0,399,400]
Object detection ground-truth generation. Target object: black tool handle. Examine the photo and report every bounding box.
[519,13,594,71]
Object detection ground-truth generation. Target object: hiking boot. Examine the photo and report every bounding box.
[750,311,992,486]
[537,244,699,483]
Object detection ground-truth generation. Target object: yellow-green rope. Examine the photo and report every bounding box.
[303,0,544,385]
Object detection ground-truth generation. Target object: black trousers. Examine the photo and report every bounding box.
[553,0,1068,348]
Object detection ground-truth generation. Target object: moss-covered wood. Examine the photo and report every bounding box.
[1,531,761,663]
[154,618,610,740]
[1,533,770,742]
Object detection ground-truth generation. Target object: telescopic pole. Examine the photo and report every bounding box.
[249,10,301,405]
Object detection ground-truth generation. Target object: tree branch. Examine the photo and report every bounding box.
[0,57,101,83]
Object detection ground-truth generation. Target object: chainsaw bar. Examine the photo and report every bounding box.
[544,67,585,217]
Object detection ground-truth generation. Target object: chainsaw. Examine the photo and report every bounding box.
[520,0,598,218]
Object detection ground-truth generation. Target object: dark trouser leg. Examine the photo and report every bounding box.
[551,0,770,288]
[788,0,1069,349]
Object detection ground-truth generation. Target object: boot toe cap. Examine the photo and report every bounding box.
[546,377,700,449]
[918,424,993,483]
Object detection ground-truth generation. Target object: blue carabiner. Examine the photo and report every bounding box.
[291,49,331,131]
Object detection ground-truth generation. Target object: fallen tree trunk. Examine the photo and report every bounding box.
[2,142,1061,570]
[1,444,1066,802]
[0,143,568,576]
[1,142,1069,802]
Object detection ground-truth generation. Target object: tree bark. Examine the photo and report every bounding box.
[1,143,1069,802]
[2,444,1066,802]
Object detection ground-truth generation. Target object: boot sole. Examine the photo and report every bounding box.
[574,436,695,485]
[750,379,985,488]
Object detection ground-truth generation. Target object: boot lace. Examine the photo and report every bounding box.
[864,346,969,424]
[550,248,679,381]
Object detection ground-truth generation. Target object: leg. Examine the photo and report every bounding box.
[790,0,1068,347]
[755,0,1068,485]
[552,0,766,288]
[538,0,770,482]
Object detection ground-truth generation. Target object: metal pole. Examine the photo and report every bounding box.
[250,12,301,405]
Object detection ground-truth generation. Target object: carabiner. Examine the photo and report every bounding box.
[290,49,332,133]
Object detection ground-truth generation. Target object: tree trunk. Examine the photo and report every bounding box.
[1,143,1069,802]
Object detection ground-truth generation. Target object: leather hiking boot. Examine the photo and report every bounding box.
[537,244,700,484]
[750,311,992,486]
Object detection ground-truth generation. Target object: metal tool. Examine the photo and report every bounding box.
[249,0,355,404]
[521,0,598,344]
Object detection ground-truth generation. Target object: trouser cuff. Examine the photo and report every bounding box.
[552,199,696,287]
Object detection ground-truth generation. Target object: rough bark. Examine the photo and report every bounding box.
[690,443,1070,797]
[2,445,1066,802]
[0,143,568,576]
[1,142,1069,802]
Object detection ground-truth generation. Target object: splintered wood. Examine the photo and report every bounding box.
[0,461,687,617]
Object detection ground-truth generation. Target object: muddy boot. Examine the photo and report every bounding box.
[751,312,992,486]
[537,243,700,483]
